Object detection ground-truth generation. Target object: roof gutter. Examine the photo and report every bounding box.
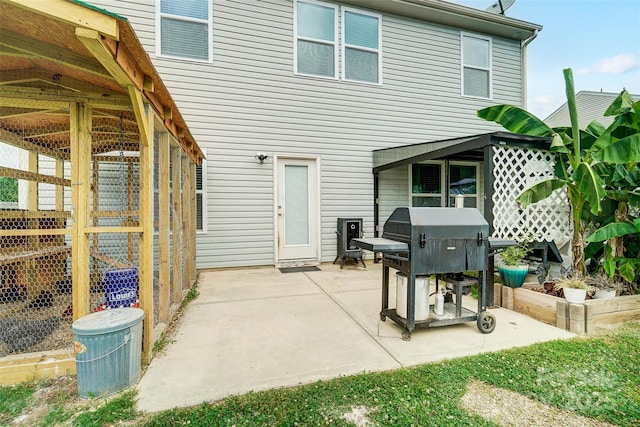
[521,28,539,112]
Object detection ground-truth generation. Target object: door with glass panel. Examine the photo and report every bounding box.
[276,158,319,262]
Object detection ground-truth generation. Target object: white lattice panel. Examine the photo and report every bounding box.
[492,146,571,247]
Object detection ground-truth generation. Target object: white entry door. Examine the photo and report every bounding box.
[276,157,319,263]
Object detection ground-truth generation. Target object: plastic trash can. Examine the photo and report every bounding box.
[72,307,144,398]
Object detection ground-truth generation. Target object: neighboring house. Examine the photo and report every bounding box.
[86,0,550,269]
[544,90,640,129]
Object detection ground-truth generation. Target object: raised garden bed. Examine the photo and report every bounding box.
[496,283,640,334]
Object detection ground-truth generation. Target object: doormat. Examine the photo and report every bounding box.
[278,266,321,273]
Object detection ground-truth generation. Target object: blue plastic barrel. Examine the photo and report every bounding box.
[104,268,138,308]
[72,308,144,398]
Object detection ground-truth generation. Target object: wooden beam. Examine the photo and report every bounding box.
[158,131,170,323]
[171,145,183,306]
[0,349,75,386]
[0,166,71,187]
[0,28,110,79]
[71,102,92,320]
[0,88,132,110]
[138,112,154,363]
[128,85,149,147]
[0,229,69,237]
[7,0,119,39]
[83,226,143,234]
[75,28,130,86]
[0,128,69,161]
[55,158,64,211]
[0,210,70,219]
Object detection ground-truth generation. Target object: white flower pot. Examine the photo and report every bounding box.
[594,289,616,299]
[564,288,587,304]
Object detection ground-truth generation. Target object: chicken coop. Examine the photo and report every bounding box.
[0,1,205,384]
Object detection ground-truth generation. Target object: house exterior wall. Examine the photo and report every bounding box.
[87,0,529,269]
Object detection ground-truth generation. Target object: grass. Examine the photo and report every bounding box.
[2,321,639,426]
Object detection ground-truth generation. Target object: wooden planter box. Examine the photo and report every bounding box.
[497,283,640,335]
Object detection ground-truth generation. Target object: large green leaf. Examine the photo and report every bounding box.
[586,222,639,242]
[618,258,637,283]
[516,178,566,208]
[563,69,582,160]
[592,134,640,163]
[574,162,606,215]
[604,90,635,116]
[585,120,606,138]
[477,105,552,136]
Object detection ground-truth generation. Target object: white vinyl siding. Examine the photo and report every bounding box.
[461,32,492,99]
[157,0,212,62]
[89,0,524,269]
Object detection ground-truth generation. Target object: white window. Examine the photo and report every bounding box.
[295,0,381,84]
[342,8,381,83]
[461,33,492,99]
[157,0,212,62]
[295,0,337,78]
[195,152,207,233]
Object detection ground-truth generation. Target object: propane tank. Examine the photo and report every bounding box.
[435,288,445,316]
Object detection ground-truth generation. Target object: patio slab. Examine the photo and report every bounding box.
[136,262,575,412]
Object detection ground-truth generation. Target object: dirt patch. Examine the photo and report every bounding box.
[342,405,375,427]
[461,380,615,427]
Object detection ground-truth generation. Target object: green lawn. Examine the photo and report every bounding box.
[2,321,639,426]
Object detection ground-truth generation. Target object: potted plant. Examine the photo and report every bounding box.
[584,273,622,299]
[497,239,531,288]
[555,276,591,303]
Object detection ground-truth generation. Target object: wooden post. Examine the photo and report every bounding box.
[171,145,183,303]
[26,151,39,300]
[181,153,192,288]
[71,102,92,320]
[138,112,154,363]
[158,132,170,323]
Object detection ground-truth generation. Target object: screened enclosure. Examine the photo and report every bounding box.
[0,1,204,383]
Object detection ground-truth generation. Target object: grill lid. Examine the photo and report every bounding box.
[384,207,488,240]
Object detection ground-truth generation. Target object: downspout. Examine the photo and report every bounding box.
[520,29,539,109]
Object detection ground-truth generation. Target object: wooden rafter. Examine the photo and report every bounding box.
[0,128,70,160]
[0,28,110,79]
[7,0,119,39]
[0,166,71,187]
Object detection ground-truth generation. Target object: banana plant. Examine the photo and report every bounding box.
[586,92,640,286]
[478,68,606,275]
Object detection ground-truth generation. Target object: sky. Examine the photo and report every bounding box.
[448,0,640,119]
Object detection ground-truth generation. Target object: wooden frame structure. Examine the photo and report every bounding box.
[0,0,204,384]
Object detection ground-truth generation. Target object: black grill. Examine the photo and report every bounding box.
[333,218,365,269]
[353,207,496,340]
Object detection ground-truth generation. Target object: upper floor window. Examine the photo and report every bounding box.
[157,0,212,62]
[295,0,381,84]
[461,33,492,99]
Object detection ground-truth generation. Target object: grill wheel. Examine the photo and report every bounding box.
[477,312,496,334]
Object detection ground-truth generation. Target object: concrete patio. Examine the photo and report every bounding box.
[135,262,575,413]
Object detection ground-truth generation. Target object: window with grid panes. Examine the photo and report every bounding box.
[295,0,381,84]
[461,33,491,99]
[158,0,212,62]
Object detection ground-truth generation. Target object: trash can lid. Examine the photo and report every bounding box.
[72,308,144,335]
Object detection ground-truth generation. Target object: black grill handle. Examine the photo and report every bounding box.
[477,232,483,246]
[419,233,426,248]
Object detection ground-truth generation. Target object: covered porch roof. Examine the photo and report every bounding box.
[373,132,551,173]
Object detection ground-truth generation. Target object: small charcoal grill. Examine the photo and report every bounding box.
[353,207,496,340]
